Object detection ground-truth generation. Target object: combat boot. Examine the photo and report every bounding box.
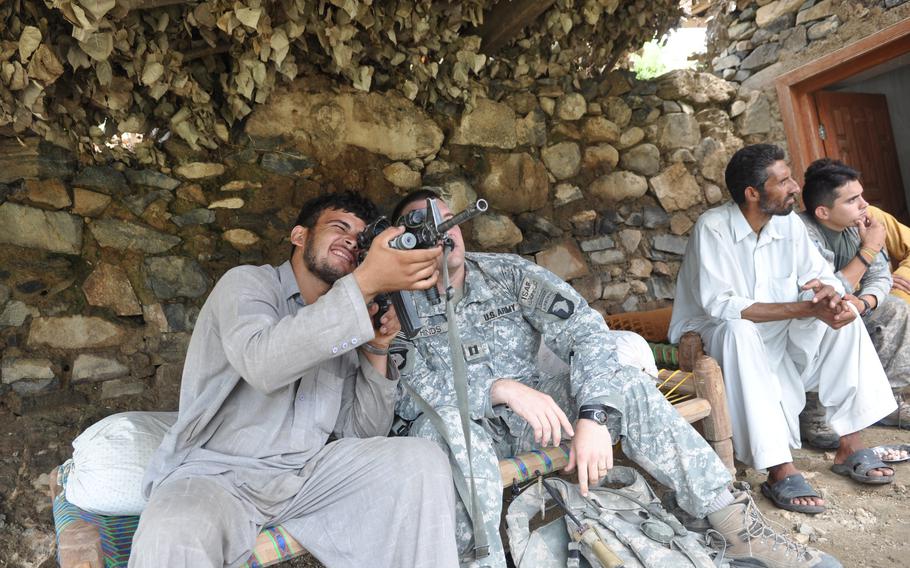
[799,392,839,450]
[876,391,910,429]
[707,493,841,567]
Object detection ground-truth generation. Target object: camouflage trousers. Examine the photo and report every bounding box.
[865,294,910,391]
[408,366,732,568]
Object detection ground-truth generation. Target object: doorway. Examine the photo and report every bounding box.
[775,18,910,223]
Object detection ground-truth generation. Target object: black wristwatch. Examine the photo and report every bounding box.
[578,404,610,426]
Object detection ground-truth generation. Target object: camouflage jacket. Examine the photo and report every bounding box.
[395,252,624,423]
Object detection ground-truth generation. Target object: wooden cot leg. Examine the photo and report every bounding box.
[678,331,705,373]
[693,354,736,474]
[49,468,104,568]
[57,521,105,568]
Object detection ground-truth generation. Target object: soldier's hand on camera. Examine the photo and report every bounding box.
[566,419,613,497]
[354,226,441,301]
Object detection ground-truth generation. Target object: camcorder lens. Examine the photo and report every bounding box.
[405,209,426,226]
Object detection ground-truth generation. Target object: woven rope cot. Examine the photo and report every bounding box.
[50,445,572,568]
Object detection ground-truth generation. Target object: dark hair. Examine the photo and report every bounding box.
[292,191,379,230]
[802,158,860,214]
[725,144,786,204]
[290,192,378,258]
[391,187,442,222]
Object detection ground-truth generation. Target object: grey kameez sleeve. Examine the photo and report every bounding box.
[334,351,400,438]
[857,251,893,307]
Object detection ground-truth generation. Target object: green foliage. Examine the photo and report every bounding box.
[630,37,696,80]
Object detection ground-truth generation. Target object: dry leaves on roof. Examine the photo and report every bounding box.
[0,0,679,162]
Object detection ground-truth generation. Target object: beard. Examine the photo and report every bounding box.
[759,192,795,216]
[303,240,348,285]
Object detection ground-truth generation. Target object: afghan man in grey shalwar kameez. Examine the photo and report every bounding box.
[131,192,459,568]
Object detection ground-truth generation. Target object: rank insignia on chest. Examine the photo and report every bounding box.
[462,341,490,362]
[481,303,519,323]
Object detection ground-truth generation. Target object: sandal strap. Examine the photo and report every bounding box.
[843,448,889,476]
[767,473,820,500]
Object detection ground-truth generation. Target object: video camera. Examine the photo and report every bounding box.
[357,197,488,338]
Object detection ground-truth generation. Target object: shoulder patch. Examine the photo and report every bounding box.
[519,276,575,319]
[545,294,575,319]
[518,276,542,307]
[389,343,414,373]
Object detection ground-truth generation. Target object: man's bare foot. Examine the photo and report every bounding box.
[834,433,894,478]
[768,463,825,508]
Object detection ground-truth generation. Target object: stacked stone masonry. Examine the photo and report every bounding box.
[0,68,764,411]
[708,0,910,91]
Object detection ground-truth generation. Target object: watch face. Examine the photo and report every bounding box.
[581,408,607,425]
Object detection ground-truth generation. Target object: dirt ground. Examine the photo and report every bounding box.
[0,404,907,568]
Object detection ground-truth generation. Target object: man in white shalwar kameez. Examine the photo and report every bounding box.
[670,144,896,516]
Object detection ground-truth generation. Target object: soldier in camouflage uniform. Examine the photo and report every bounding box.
[390,189,842,568]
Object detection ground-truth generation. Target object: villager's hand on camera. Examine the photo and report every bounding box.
[490,379,574,447]
[354,226,441,300]
[367,303,400,348]
[893,273,910,294]
[856,214,885,253]
[566,419,613,497]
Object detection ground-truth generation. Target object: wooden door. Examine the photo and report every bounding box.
[814,90,908,222]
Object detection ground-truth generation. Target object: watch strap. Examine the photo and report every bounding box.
[578,403,609,425]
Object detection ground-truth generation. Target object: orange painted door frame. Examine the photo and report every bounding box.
[775,18,910,220]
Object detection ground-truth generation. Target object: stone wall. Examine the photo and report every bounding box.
[705,0,910,151]
[0,68,754,413]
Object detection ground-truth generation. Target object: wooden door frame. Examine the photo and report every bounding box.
[775,18,910,184]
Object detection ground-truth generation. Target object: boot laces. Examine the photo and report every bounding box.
[741,498,811,560]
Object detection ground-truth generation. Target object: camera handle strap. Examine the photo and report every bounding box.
[440,249,491,560]
[399,247,489,561]
[398,381,490,561]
